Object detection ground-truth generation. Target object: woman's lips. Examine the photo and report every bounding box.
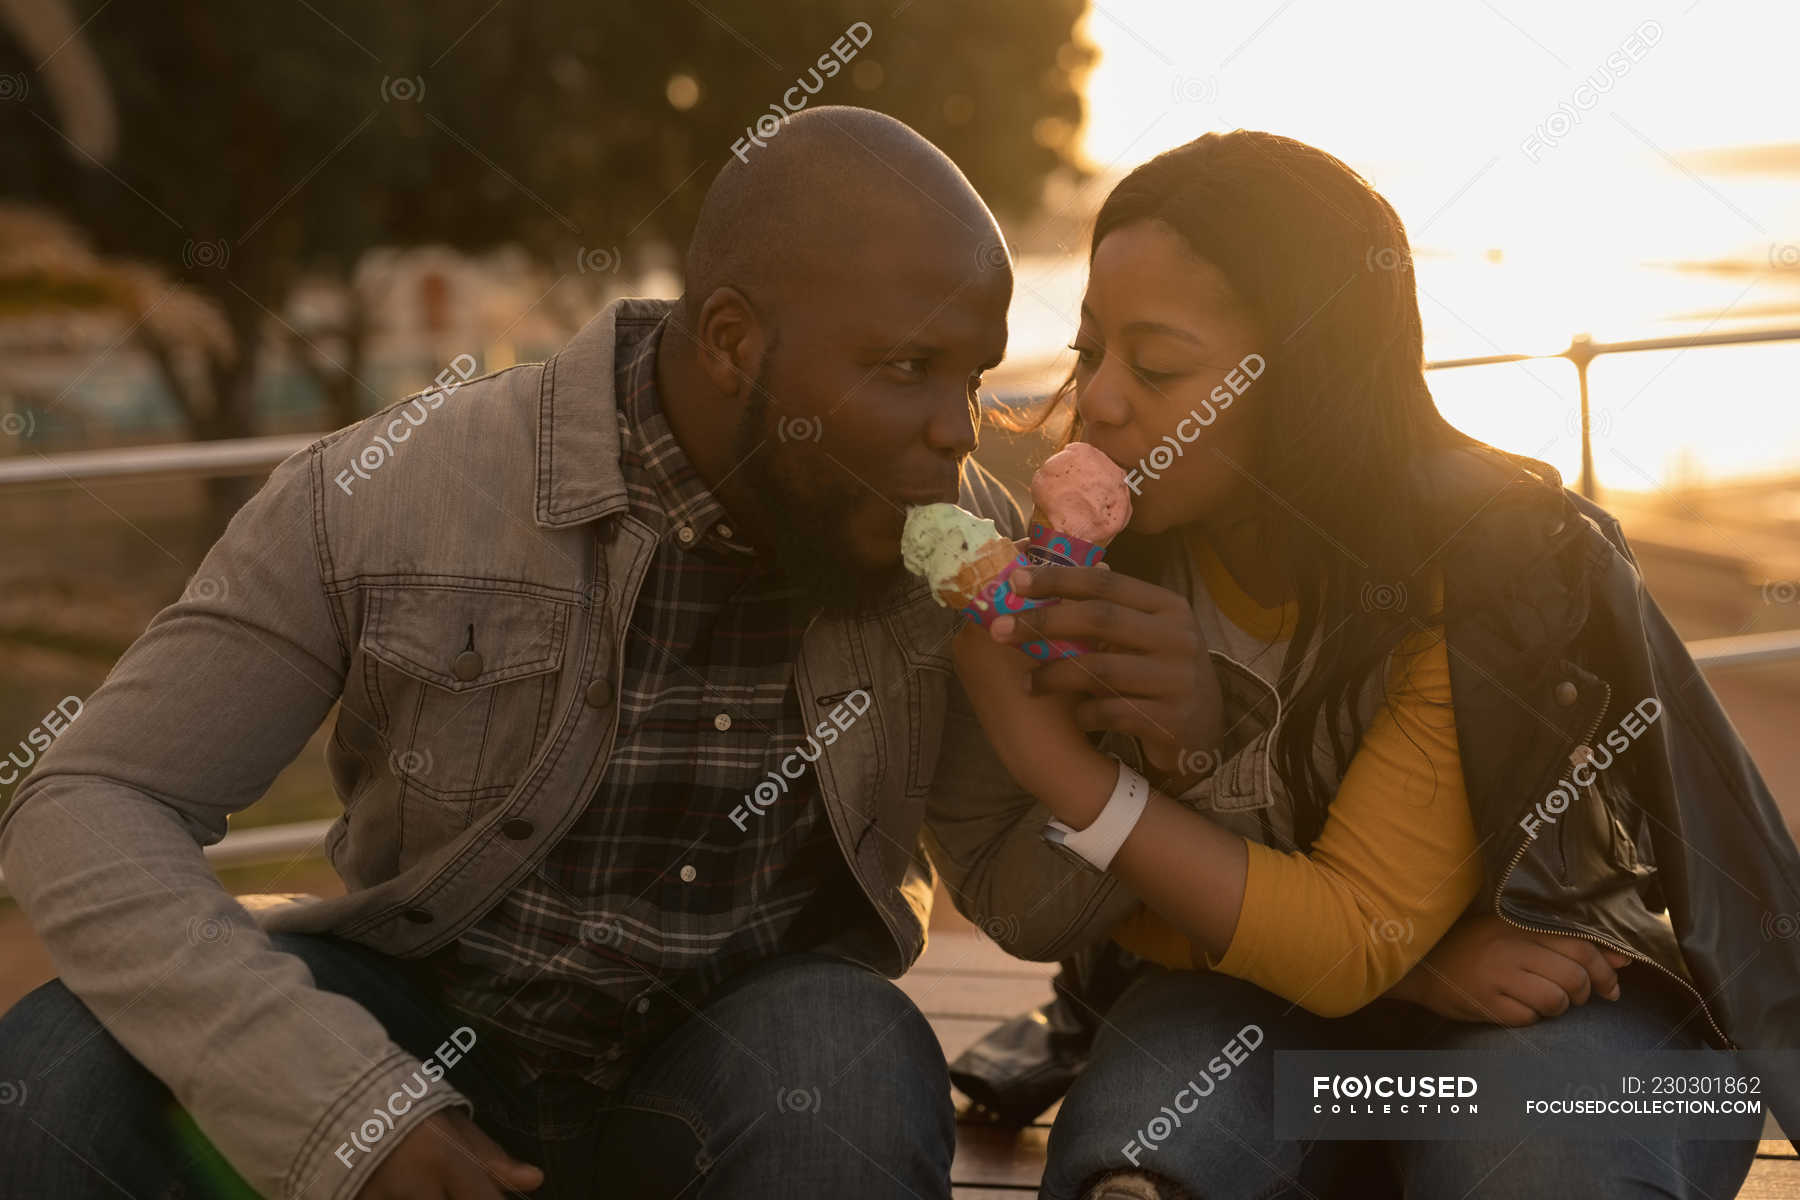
[1076,441,1133,473]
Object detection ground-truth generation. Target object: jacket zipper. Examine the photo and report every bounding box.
[1491,677,1733,1048]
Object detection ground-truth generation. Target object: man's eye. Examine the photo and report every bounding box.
[886,357,928,379]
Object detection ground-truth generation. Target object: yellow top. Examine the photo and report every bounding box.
[1109,541,1483,1018]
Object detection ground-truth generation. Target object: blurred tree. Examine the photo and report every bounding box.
[0,0,1092,530]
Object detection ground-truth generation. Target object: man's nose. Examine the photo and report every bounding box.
[924,386,979,456]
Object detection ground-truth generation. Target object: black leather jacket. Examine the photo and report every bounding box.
[1428,447,1800,1143]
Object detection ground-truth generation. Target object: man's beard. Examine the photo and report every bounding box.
[724,370,908,617]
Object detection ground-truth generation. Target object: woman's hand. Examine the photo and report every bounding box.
[1384,913,1633,1026]
[950,619,1118,828]
[991,565,1223,790]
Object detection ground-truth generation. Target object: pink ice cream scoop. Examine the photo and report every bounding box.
[1029,442,1132,545]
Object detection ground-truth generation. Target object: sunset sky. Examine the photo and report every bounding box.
[1076,1,1798,266]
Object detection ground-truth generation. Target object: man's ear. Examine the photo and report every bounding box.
[690,286,768,397]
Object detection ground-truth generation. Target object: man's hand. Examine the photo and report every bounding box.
[357,1110,542,1199]
[1385,913,1632,1026]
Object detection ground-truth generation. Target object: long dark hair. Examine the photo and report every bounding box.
[1019,130,1495,851]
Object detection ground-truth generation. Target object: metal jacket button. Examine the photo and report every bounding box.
[451,650,483,681]
[585,679,610,707]
[1553,681,1579,706]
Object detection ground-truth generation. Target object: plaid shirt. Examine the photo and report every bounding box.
[422,310,869,1089]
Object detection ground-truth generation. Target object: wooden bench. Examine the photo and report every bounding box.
[904,931,1800,1198]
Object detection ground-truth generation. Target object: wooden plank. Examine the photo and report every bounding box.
[950,1123,1053,1190]
[931,1015,1015,1065]
[1740,1157,1800,1199]
[916,931,1058,978]
[958,1096,1062,1130]
[901,970,1055,1021]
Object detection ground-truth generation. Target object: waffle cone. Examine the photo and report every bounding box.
[939,536,1021,608]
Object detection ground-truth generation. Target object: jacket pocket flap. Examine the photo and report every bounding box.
[363,586,568,690]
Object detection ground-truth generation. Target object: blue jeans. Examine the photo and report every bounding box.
[1042,964,1761,1199]
[0,933,955,1199]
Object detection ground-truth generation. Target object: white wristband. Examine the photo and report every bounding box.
[1042,759,1151,871]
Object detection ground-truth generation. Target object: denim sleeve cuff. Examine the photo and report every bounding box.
[286,1049,475,1200]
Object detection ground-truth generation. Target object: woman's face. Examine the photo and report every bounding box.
[1071,219,1267,534]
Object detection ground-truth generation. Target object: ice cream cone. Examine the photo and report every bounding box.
[1025,511,1108,570]
[942,534,1027,610]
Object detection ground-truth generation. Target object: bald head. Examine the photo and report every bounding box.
[657,107,1012,613]
[682,106,1005,325]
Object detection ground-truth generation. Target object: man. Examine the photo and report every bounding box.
[0,106,1025,1199]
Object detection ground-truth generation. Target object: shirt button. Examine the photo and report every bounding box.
[713,712,732,731]
[716,523,733,540]
[586,679,610,707]
[1553,681,1579,707]
[679,864,696,882]
[634,996,651,1014]
[676,525,696,545]
[451,650,484,681]
[604,1044,623,1060]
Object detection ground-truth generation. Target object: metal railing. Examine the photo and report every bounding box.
[0,433,316,489]
[2,325,1798,887]
[1425,325,1800,499]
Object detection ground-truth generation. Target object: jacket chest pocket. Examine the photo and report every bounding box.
[360,585,571,804]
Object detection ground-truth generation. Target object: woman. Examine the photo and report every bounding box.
[950,130,1781,1199]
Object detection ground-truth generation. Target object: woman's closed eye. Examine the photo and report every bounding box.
[1068,342,1181,385]
[1068,341,1102,371]
[1130,363,1181,386]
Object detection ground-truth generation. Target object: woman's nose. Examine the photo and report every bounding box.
[1074,361,1130,429]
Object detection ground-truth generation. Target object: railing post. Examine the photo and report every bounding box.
[1568,333,1598,498]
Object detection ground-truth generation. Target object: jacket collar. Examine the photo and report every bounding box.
[534,296,677,529]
